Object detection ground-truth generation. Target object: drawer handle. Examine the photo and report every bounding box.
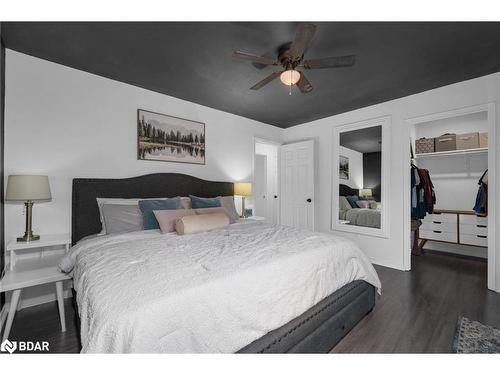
[433,221,442,224]
[477,235,487,239]
[433,230,442,233]
[476,225,487,228]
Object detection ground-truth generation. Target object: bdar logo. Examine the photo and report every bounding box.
[1,339,17,354]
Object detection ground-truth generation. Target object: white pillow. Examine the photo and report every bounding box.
[339,196,352,211]
[96,197,168,235]
[217,196,239,221]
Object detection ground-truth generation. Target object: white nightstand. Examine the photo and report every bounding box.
[0,234,71,341]
[246,216,265,221]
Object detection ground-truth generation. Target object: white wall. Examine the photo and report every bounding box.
[284,72,500,292]
[4,50,283,243]
[339,146,363,190]
[3,50,283,307]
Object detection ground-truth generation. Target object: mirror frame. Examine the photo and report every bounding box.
[331,116,391,238]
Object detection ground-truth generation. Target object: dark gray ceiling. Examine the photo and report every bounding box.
[2,22,500,128]
[340,126,382,153]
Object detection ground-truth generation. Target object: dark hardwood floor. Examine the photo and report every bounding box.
[4,252,500,353]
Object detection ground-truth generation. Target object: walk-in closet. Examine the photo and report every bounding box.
[410,110,489,262]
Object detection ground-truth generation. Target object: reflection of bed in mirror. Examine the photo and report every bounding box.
[339,184,381,229]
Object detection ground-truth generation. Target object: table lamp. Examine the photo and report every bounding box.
[6,175,52,242]
[234,182,252,218]
[359,188,373,198]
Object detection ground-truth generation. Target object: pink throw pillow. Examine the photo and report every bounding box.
[356,200,370,209]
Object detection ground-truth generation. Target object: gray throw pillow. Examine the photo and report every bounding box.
[217,196,240,221]
[102,204,143,234]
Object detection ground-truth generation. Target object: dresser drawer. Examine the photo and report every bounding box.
[459,233,487,247]
[459,215,487,226]
[459,223,488,236]
[424,213,457,224]
[421,221,457,233]
[420,229,457,243]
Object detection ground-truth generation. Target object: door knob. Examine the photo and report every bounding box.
[306,198,312,203]
[274,195,278,199]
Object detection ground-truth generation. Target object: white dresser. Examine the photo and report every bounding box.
[419,209,487,248]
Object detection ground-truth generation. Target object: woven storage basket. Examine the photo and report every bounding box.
[415,137,434,154]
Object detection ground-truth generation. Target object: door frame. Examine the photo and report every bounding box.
[253,137,282,224]
[403,103,497,291]
[331,116,391,238]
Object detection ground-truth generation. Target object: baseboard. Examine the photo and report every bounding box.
[5,289,73,310]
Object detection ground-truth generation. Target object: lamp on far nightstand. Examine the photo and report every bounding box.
[6,175,52,242]
[359,188,373,198]
[234,182,252,218]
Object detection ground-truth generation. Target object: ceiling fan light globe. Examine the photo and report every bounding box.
[280,69,301,86]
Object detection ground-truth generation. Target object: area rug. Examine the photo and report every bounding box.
[453,316,500,353]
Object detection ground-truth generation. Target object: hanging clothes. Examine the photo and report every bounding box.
[411,163,436,220]
[473,170,488,217]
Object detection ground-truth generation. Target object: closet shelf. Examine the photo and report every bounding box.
[415,147,488,158]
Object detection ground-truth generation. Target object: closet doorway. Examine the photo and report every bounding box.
[405,103,496,291]
[253,138,280,224]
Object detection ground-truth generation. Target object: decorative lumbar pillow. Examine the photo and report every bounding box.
[138,197,182,230]
[189,195,221,209]
[355,200,370,209]
[102,204,143,234]
[175,213,229,235]
[96,197,169,235]
[153,209,196,233]
[369,201,378,209]
[216,196,239,221]
[194,207,235,224]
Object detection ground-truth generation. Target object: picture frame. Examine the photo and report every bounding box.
[137,109,206,165]
[339,155,349,180]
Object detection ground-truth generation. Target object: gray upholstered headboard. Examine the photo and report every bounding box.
[71,173,234,245]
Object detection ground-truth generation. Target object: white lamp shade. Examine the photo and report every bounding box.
[6,175,52,201]
[234,182,252,196]
[359,188,373,197]
[280,69,301,86]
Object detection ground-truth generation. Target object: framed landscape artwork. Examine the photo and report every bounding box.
[339,155,349,180]
[137,109,206,164]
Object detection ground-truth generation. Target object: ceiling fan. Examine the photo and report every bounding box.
[233,23,355,94]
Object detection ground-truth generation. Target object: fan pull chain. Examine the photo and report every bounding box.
[289,70,292,96]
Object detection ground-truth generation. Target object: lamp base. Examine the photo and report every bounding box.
[17,233,40,242]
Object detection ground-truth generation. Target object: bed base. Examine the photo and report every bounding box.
[72,280,374,353]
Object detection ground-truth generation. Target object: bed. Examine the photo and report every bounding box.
[64,173,380,353]
[339,184,381,229]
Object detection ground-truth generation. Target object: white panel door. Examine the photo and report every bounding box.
[279,140,314,230]
[254,154,267,218]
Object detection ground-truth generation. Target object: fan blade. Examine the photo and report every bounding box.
[233,51,278,66]
[296,72,313,94]
[288,23,317,58]
[250,71,282,90]
[303,55,356,69]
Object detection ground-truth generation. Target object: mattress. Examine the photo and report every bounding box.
[60,220,380,353]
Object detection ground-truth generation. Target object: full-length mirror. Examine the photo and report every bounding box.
[332,117,390,237]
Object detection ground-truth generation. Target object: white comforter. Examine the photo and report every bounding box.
[60,221,381,353]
